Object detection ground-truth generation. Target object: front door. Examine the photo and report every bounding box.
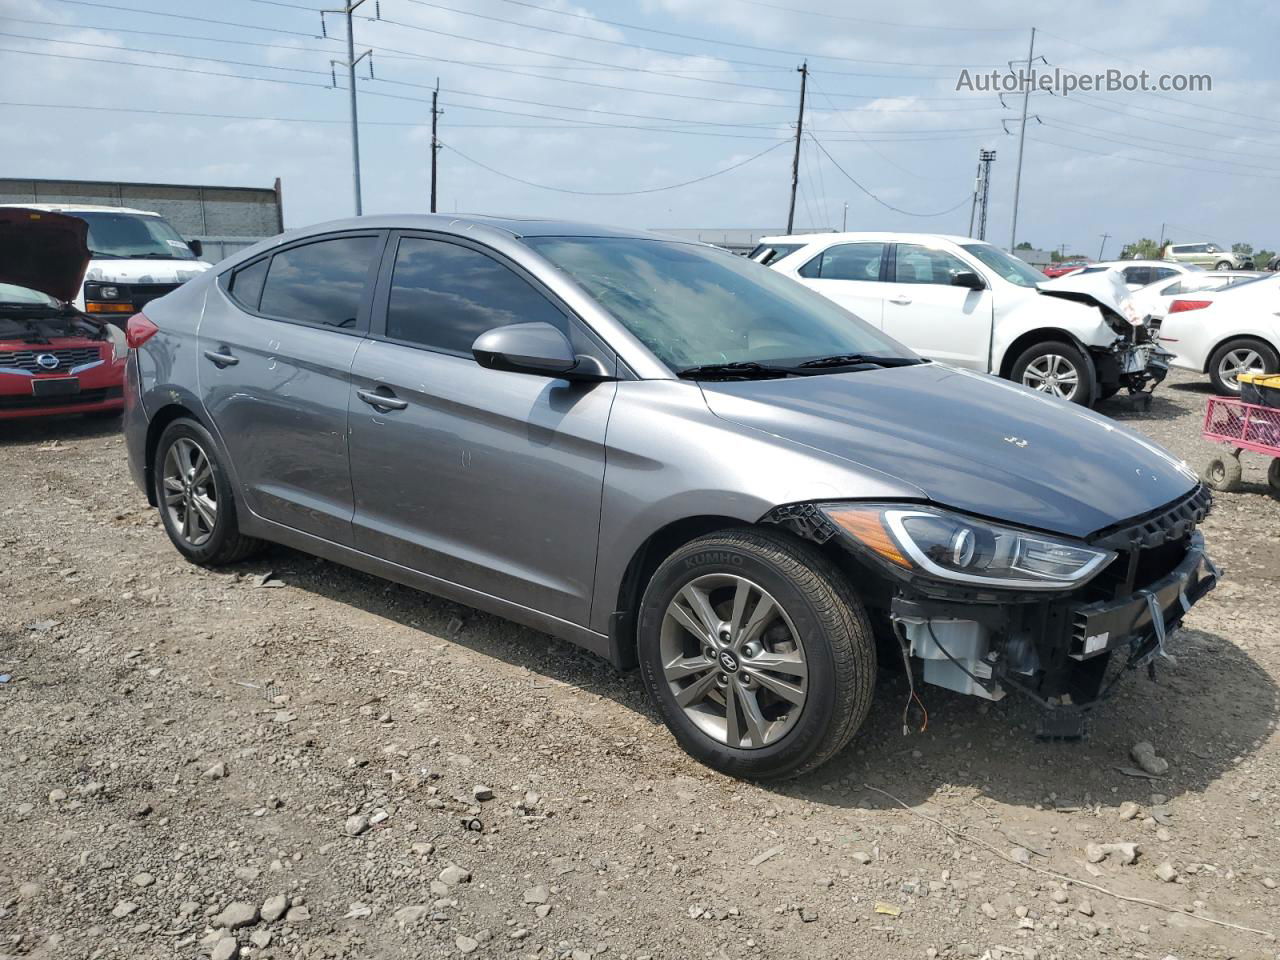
[198,231,385,545]
[347,233,616,626]
[880,242,994,370]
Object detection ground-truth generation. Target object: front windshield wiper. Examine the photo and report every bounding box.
[128,252,191,260]
[795,353,924,369]
[676,361,795,381]
[87,249,126,259]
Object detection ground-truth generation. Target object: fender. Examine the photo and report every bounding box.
[991,296,1121,375]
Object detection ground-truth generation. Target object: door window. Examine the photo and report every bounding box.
[797,242,886,281]
[893,244,973,285]
[385,237,567,355]
[228,258,268,311]
[258,235,379,330]
[1149,267,1179,282]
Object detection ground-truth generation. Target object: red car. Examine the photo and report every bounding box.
[1,208,127,420]
[1041,259,1091,279]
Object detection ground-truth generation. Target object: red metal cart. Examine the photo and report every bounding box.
[1201,395,1280,494]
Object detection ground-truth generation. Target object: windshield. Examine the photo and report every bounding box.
[525,236,914,371]
[77,211,196,260]
[0,282,59,307]
[960,244,1046,287]
[748,242,805,265]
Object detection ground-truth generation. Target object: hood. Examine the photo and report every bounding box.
[700,363,1198,539]
[1037,268,1139,324]
[0,208,91,302]
[85,259,212,284]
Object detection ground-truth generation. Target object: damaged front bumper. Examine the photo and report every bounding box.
[889,531,1217,710]
[1095,338,1171,398]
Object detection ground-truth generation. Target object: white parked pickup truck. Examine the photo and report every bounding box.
[753,232,1165,406]
[0,204,211,326]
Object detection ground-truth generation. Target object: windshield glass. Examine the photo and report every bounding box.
[78,211,196,260]
[960,244,1045,287]
[0,282,59,307]
[748,242,805,265]
[525,236,914,371]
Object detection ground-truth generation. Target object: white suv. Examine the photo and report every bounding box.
[753,232,1162,406]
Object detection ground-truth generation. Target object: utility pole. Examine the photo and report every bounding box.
[786,61,808,235]
[967,149,996,241]
[1008,26,1036,251]
[1098,233,1111,260]
[968,155,982,237]
[842,201,848,232]
[1158,222,1166,251]
[322,0,375,216]
[430,79,442,213]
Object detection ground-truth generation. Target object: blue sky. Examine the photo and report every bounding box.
[1,0,1276,255]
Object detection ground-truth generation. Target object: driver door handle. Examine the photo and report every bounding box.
[357,388,408,411]
[203,349,239,367]
[888,295,912,306]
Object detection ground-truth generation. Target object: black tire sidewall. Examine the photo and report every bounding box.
[637,535,844,779]
[1209,339,1279,395]
[1010,340,1097,406]
[153,419,242,565]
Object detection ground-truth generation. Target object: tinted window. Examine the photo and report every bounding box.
[525,236,912,371]
[1150,267,1178,282]
[386,237,566,355]
[229,258,268,311]
[1123,266,1151,285]
[894,244,972,285]
[259,235,378,329]
[748,243,805,266]
[798,242,885,281]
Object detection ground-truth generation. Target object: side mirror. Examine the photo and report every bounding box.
[472,322,610,380]
[188,239,204,258]
[950,271,985,290]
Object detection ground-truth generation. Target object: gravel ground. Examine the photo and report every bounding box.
[1,368,1278,960]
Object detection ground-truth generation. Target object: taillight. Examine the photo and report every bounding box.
[1169,299,1212,314]
[125,313,159,349]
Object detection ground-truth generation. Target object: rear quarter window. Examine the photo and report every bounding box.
[227,258,268,311]
[258,235,379,330]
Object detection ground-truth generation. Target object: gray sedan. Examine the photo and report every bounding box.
[123,216,1216,779]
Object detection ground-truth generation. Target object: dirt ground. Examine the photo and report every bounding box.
[1,368,1278,960]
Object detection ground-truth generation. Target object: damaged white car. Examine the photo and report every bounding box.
[752,232,1166,406]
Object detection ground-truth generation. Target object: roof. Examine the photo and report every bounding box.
[0,202,161,216]
[1092,259,1186,268]
[756,230,981,245]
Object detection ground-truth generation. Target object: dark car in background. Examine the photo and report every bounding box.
[123,216,1217,779]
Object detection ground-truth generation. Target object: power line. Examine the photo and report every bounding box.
[807,134,973,217]
[1024,134,1280,181]
[439,138,789,196]
[397,0,1001,70]
[43,0,328,38]
[1041,116,1280,165]
[1061,93,1280,147]
[807,74,945,181]
[0,43,332,88]
[721,0,1025,31]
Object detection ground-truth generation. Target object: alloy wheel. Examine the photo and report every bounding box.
[1021,354,1080,400]
[162,437,218,547]
[1218,348,1264,391]
[659,574,808,749]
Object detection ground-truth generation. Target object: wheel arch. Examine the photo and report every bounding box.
[1201,333,1279,374]
[997,327,1093,379]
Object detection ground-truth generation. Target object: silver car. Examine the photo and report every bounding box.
[124,216,1217,779]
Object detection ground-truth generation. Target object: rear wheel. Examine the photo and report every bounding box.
[1214,260,1233,271]
[1208,338,1278,395]
[154,418,263,566]
[1203,453,1243,492]
[1009,340,1097,406]
[636,529,875,780]
[1268,459,1280,497]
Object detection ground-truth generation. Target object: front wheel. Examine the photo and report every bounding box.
[1009,340,1097,406]
[1203,453,1243,492]
[1208,338,1278,395]
[1214,260,1233,271]
[636,529,875,780]
[153,418,264,566]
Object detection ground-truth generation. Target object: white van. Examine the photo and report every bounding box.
[753,232,1163,406]
[0,204,211,325]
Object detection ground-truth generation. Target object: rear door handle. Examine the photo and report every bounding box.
[203,349,239,367]
[888,296,913,306]
[357,388,408,411]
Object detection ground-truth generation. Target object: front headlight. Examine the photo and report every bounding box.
[822,504,1114,590]
[85,282,121,300]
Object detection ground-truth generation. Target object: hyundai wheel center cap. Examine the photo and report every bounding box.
[718,650,740,673]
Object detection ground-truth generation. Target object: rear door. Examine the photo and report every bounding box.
[791,241,888,328]
[199,230,386,545]
[346,232,616,625]
[881,242,994,370]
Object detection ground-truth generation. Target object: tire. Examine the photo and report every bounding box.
[636,528,875,780]
[1009,340,1097,406]
[1214,260,1233,271]
[153,418,264,566]
[1203,453,1243,492]
[1098,385,1121,401]
[1207,338,1279,395]
[1268,459,1280,497]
